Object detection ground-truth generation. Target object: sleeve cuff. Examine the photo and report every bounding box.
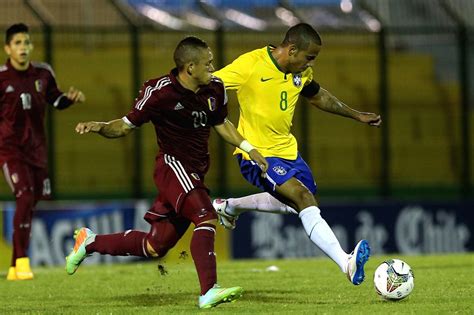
[122,116,136,128]
[53,95,73,109]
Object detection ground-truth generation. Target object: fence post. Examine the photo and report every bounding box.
[458,26,471,198]
[440,0,471,198]
[44,24,55,199]
[360,0,390,198]
[24,0,56,199]
[378,27,390,198]
[214,25,228,196]
[110,0,143,198]
[130,25,143,198]
[198,0,228,195]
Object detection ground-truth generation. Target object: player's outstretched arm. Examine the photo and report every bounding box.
[75,118,133,138]
[214,119,268,172]
[308,87,382,127]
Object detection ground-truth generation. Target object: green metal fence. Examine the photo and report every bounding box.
[0,1,472,200]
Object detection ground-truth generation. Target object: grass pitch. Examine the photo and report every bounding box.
[1,254,472,314]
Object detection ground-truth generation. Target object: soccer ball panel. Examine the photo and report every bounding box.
[374,259,414,300]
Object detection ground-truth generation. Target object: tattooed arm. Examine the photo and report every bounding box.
[307,87,382,126]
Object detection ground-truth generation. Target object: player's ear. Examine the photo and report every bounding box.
[4,44,11,56]
[288,44,298,56]
[187,62,194,76]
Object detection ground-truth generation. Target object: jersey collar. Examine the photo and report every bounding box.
[169,67,211,95]
[169,68,193,94]
[6,58,34,75]
[267,45,285,73]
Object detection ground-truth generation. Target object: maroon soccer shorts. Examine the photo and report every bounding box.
[144,153,214,222]
[1,160,51,200]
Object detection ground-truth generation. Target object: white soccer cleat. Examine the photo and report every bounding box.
[346,239,371,285]
[213,199,238,230]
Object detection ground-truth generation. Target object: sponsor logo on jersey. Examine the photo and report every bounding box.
[272,166,287,176]
[191,173,200,180]
[293,74,302,87]
[207,97,216,111]
[5,85,15,93]
[260,77,272,82]
[174,102,184,110]
[35,79,43,92]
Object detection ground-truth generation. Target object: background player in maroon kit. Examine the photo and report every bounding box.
[1,23,85,281]
[66,36,268,309]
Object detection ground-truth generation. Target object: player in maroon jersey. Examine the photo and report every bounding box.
[1,23,85,281]
[66,36,268,309]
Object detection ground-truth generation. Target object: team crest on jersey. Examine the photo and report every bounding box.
[207,97,216,111]
[191,173,200,180]
[293,74,302,87]
[272,166,287,176]
[35,79,43,92]
[11,173,19,184]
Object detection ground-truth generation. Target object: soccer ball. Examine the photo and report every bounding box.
[374,259,414,300]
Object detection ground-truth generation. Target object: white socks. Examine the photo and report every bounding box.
[299,206,349,273]
[223,194,348,273]
[226,192,297,216]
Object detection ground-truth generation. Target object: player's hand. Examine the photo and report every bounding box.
[357,112,382,127]
[75,122,103,134]
[66,86,86,103]
[248,149,268,175]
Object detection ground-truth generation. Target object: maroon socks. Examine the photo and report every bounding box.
[86,230,149,257]
[190,223,217,295]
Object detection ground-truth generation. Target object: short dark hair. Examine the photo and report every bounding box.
[5,23,29,45]
[173,36,209,70]
[281,23,322,50]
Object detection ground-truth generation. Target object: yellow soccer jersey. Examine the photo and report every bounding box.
[214,46,314,160]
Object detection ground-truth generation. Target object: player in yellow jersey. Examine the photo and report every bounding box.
[213,23,382,285]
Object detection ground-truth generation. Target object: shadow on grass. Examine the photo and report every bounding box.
[106,292,195,307]
[106,289,302,307]
[92,288,392,308]
[241,289,336,305]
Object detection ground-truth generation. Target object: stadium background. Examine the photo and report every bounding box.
[0,0,473,270]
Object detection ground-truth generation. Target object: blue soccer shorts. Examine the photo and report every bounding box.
[236,153,317,198]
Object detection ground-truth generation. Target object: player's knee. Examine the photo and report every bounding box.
[180,189,217,226]
[145,240,159,257]
[294,188,316,210]
[196,218,217,227]
[13,189,35,227]
[145,238,170,258]
[145,219,183,258]
[185,207,216,227]
[194,210,217,226]
[16,188,35,208]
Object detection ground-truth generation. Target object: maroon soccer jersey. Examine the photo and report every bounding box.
[0,59,67,167]
[125,68,228,175]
